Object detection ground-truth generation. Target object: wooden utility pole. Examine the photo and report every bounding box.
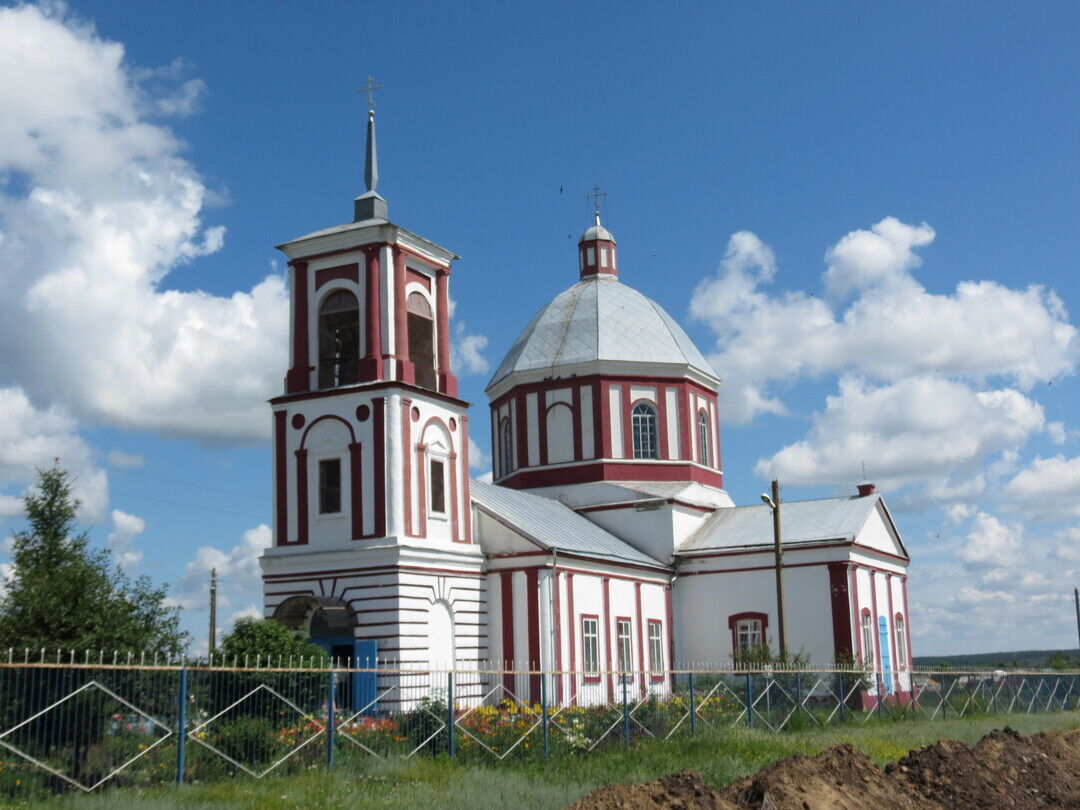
[771,479,787,661]
[209,568,218,657]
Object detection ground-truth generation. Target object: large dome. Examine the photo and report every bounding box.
[487,276,719,392]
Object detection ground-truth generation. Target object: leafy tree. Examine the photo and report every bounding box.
[1046,651,1072,671]
[0,464,188,656]
[217,618,327,666]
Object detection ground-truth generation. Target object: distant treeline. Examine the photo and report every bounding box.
[914,649,1080,670]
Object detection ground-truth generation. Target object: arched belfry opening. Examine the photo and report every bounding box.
[407,291,436,390]
[318,290,360,389]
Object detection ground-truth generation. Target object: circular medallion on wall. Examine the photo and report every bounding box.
[411,406,420,422]
[291,414,305,430]
[355,405,370,422]
[449,417,457,431]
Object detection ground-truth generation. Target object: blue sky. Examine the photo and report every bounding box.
[0,1,1078,657]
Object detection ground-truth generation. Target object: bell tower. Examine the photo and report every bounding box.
[261,86,485,673]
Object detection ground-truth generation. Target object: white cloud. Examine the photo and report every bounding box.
[453,322,489,375]
[0,386,108,520]
[823,217,935,298]
[106,508,145,571]
[755,376,1047,491]
[691,218,1078,425]
[1002,455,1080,521]
[178,524,270,612]
[106,450,144,468]
[956,512,1023,569]
[0,5,288,442]
[468,437,490,472]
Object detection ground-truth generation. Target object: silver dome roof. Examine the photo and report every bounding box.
[487,277,719,391]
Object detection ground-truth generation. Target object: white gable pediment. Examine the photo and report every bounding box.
[854,500,908,560]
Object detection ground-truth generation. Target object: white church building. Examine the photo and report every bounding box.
[259,105,915,705]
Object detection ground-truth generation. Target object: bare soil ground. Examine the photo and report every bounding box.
[567,726,1080,809]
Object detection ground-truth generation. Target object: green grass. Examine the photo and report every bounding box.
[16,711,1080,810]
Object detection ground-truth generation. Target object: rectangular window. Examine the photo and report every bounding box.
[616,618,633,673]
[736,619,762,652]
[648,621,663,672]
[429,458,445,514]
[895,616,907,668]
[600,246,609,266]
[582,617,599,673]
[861,613,875,668]
[586,247,595,265]
[318,458,341,514]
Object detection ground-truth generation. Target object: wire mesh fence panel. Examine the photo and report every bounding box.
[0,661,1078,801]
[0,664,179,800]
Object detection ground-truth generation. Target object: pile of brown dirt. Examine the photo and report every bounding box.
[888,726,1080,808]
[567,726,1080,810]
[566,769,736,810]
[723,743,929,810]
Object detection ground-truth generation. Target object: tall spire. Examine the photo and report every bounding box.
[364,108,379,193]
[354,76,388,222]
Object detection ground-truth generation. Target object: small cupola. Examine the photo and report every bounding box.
[578,211,618,279]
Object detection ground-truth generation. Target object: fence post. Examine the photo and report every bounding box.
[621,677,630,746]
[447,670,456,758]
[795,673,802,720]
[941,675,947,719]
[175,666,188,786]
[326,667,336,769]
[688,672,697,735]
[540,673,549,760]
[746,673,754,729]
[838,672,846,724]
[876,674,884,720]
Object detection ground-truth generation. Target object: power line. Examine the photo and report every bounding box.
[0,445,270,501]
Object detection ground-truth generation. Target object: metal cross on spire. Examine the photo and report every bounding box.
[587,185,607,226]
[357,75,383,111]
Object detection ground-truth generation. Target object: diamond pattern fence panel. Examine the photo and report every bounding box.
[1,661,1079,802]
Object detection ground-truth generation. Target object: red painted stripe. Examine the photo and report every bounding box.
[679,385,692,462]
[828,562,853,660]
[274,411,288,545]
[271,380,467,408]
[294,449,309,544]
[571,385,583,461]
[314,262,360,291]
[887,573,899,673]
[415,444,427,536]
[850,565,862,662]
[537,390,549,467]
[461,414,473,543]
[657,389,669,460]
[373,397,386,537]
[527,569,541,699]
[498,460,724,490]
[349,442,364,540]
[901,576,915,665]
[286,260,310,393]
[501,571,515,692]
[402,398,413,536]
[263,562,485,581]
[515,392,528,468]
[361,245,383,380]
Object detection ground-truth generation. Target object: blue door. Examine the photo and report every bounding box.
[312,638,378,713]
[878,616,893,694]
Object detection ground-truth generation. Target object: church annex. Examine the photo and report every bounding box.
[260,103,915,705]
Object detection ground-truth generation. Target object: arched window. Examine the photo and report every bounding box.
[631,402,658,459]
[697,410,710,467]
[407,292,436,390]
[860,610,875,668]
[499,418,513,478]
[318,290,360,388]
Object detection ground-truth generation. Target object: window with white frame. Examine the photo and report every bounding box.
[894,615,907,668]
[861,612,875,668]
[582,617,599,673]
[318,458,341,514]
[697,410,710,467]
[735,618,763,652]
[648,621,663,672]
[616,619,633,673]
[631,402,658,459]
